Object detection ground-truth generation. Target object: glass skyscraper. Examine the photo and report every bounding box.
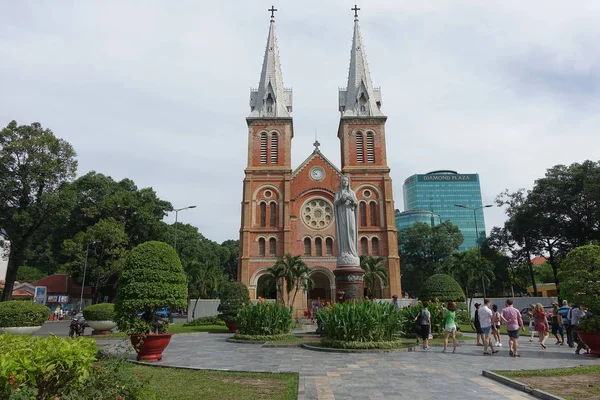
[395,210,441,231]
[402,170,487,252]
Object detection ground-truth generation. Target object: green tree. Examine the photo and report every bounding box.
[15,266,47,283]
[558,245,600,321]
[62,218,129,303]
[0,121,77,301]
[442,249,494,301]
[359,255,388,297]
[398,221,464,297]
[267,254,311,308]
[220,239,239,280]
[186,261,227,319]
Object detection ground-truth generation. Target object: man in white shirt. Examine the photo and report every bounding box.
[477,299,498,355]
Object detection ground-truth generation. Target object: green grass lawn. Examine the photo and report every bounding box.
[495,365,600,400]
[127,364,298,400]
[458,323,510,335]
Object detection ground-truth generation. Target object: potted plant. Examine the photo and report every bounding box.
[559,245,600,356]
[82,303,116,335]
[0,301,49,335]
[218,281,250,333]
[115,241,188,361]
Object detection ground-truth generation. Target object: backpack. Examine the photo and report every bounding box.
[419,309,429,325]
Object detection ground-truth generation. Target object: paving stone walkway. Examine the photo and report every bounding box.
[123,333,598,400]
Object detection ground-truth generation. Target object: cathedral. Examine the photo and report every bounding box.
[237,8,401,314]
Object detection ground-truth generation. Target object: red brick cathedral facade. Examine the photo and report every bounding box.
[238,12,401,312]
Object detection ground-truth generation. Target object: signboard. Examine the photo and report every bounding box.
[34,286,47,305]
[47,295,58,303]
[417,174,478,182]
[59,296,69,304]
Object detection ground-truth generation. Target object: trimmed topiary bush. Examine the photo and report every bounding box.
[217,281,250,322]
[115,241,188,335]
[419,274,465,303]
[0,301,49,328]
[82,303,115,321]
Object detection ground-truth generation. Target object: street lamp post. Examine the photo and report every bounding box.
[173,205,196,252]
[455,204,493,298]
[80,241,98,312]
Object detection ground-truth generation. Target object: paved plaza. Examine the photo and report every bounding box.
[141,333,598,400]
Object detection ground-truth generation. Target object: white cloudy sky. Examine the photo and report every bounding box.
[1,1,599,243]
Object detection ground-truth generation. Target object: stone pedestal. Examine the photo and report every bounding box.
[334,266,365,301]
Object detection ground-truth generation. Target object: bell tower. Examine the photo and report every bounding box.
[338,6,401,297]
[238,7,293,296]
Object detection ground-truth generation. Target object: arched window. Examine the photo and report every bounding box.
[356,132,364,163]
[366,132,375,163]
[258,238,266,257]
[315,238,322,257]
[260,133,268,164]
[359,202,367,227]
[269,238,276,256]
[325,238,333,256]
[304,238,311,256]
[259,202,266,227]
[360,237,368,255]
[370,202,378,226]
[269,202,277,227]
[270,133,278,164]
[372,237,380,256]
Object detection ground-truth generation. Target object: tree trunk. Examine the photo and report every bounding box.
[547,247,559,287]
[1,241,26,302]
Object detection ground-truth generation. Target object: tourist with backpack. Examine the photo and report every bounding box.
[415,301,431,350]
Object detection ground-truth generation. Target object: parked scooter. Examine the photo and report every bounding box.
[69,314,87,338]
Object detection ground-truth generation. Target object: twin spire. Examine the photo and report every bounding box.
[249,6,383,118]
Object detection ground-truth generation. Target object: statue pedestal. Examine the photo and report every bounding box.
[334,266,364,301]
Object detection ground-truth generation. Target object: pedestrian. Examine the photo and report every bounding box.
[558,300,573,347]
[501,298,525,357]
[441,301,457,353]
[570,304,591,355]
[478,299,499,355]
[533,303,549,349]
[551,302,565,345]
[526,305,536,342]
[392,294,400,311]
[473,303,484,346]
[416,301,431,350]
[491,304,503,347]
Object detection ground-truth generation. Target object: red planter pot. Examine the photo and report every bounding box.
[577,331,600,357]
[130,333,173,362]
[225,320,238,333]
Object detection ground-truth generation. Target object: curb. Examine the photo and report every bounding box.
[226,338,266,345]
[302,343,417,353]
[482,370,565,400]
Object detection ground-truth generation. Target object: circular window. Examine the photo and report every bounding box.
[264,190,272,198]
[301,198,334,230]
[363,189,371,198]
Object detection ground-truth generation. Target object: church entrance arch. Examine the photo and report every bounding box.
[308,267,335,310]
[256,274,276,300]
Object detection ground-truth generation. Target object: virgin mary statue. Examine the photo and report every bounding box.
[333,176,359,266]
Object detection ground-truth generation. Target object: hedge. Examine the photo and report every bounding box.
[0,301,50,327]
[231,333,295,342]
[217,281,250,321]
[82,303,115,321]
[418,274,465,302]
[319,339,405,350]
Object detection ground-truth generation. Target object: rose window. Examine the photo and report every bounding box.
[302,198,333,230]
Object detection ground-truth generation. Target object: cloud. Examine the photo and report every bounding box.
[1,0,599,242]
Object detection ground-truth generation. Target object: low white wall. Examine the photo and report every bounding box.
[468,297,558,318]
[187,299,220,322]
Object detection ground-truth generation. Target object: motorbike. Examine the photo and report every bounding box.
[69,315,87,338]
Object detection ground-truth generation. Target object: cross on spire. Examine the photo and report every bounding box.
[268,5,277,21]
[351,5,360,20]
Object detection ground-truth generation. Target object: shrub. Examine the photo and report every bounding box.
[418,274,465,303]
[320,339,403,349]
[217,281,250,322]
[559,245,600,333]
[0,301,49,328]
[236,298,293,336]
[398,300,446,337]
[115,241,188,335]
[0,334,97,399]
[82,303,115,321]
[184,316,225,326]
[315,300,401,342]
[231,333,295,342]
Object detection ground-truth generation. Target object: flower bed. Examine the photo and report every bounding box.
[236,298,293,336]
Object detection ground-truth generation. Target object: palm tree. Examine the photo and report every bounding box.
[360,255,389,297]
[187,261,226,319]
[267,254,312,307]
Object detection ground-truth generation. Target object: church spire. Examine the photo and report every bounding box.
[249,7,292,118]
[339,6,383,117]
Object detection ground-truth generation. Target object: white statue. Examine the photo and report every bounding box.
[334,176,359,266]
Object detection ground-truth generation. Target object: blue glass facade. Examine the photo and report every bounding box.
[402,171,487,252]
[395,210,441,231]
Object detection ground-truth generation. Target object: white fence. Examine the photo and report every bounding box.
[187,299,220,322]
[467,297,558,319]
